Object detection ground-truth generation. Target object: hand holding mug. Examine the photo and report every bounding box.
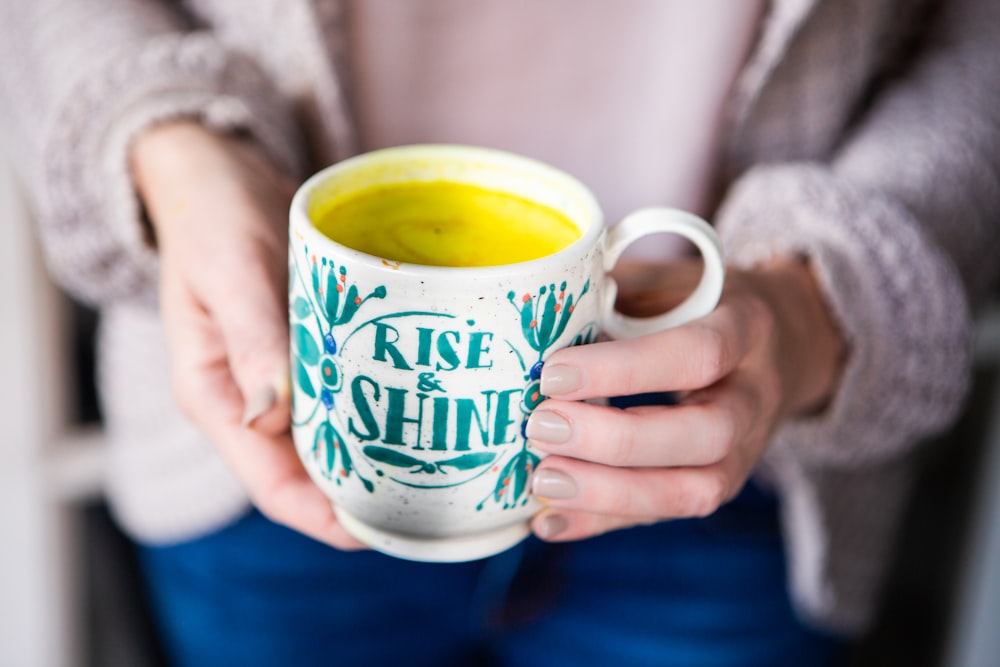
[288,145,726,561]
[131,121,362,549]
[527,258,845,541]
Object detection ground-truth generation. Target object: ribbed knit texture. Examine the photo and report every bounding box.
[2,0,998,633]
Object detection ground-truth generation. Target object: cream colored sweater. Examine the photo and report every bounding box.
[2,0,999,633]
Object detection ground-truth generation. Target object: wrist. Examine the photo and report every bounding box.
[748,257,846,418]
[130,120,219,235]
[131,119,214,187]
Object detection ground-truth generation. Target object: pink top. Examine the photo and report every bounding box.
[346,0,764,257]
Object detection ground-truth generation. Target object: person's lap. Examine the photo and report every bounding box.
[139,514,487,667]
[138,480,846,667]
[492,484,845,667]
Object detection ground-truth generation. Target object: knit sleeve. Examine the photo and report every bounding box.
[715,0,1000,469]
[0,0,306,307]
[717,165,973,468]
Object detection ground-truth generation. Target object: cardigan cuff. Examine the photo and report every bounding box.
[715,163,973,469]
[40,32,304,307]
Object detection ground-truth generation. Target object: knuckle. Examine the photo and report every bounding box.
[706,407,738,462]
[230,344,259,379]
[617,358,645,396]
[693,324,729,387]
[691,473,729,518]
[234,331,287,380]
[613,337,659,396]
[253,493,287,527]
[251,478,295,527]
[687,403,737,464]
[664,470,729,519]
[610,417,639,466]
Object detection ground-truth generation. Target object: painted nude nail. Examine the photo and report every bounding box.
[534,513,569,540]
[531,469,579,500]
[242,384,277,428]
[526,410,572,444]
[540,364,582,396]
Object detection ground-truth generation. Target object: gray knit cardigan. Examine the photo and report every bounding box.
[2,0,999,633]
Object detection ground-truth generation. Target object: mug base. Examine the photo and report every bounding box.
[334,505,531,563]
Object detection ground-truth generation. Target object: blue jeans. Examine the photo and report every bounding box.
[138,481,846,667]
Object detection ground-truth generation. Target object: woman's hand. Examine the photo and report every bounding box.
[131,121,363,549]
[527,259,845,540]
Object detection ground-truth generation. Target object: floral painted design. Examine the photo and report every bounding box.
[290,243,385,491]
[363,447,497,476]
[508,279,590,364]
[479,447,540,511]
[291,239,595,514]
[472,279,594,510]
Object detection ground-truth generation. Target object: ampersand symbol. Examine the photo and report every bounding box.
[417,372,446,393]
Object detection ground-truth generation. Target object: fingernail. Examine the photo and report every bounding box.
[540,364,581,396]
[242,384,277,428]
[531,469,578,500]
[526,410,572,444]
[534,513,569,540]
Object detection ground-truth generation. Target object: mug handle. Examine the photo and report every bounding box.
[601,208,725,340]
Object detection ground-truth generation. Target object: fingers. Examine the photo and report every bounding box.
[531,508,653,543]
[160,267,234,420]
[526,366,776,542]
[174,352,360,549]
[530,456,735,521]
[525,384,759,468]
[201,242,291,436]
[525,304,777,543]
[211,420,363,550]
[528,461,746,543]
[144,130,352,546]
[222,428,364,551]
[522,270,792,544]
[527,444,756,543]
[540,299,753,401]
[143,127,296,436]
[161,273,361,550]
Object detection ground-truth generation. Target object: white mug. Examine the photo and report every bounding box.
[288,145,724,562]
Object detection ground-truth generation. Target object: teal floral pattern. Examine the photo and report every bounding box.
[290,243,386,492]
[508,280,590,364]
[291,235,595,514]
[473,279,594,510]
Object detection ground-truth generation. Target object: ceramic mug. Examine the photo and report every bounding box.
[288,145,725,562]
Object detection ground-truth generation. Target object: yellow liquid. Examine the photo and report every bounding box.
[312,181,581,267]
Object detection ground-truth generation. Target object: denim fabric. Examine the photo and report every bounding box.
[139,395,846,667]
[140,484,846,667]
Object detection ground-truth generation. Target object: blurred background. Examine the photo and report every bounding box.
[1,142,999,667]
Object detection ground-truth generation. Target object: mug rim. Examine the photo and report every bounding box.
[289,144,605,278]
